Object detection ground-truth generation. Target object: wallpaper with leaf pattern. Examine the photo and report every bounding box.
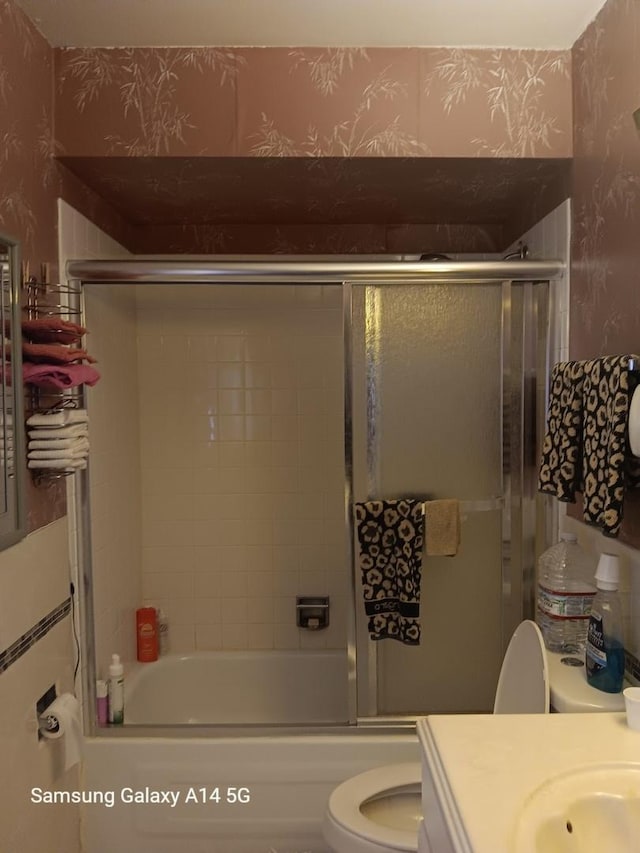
[0,0,66,529]
[52,45,572,253]
[0,0,130,529]
[570,0,640,546]
[55,46,572,159]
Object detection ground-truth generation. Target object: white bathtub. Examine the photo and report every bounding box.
[83,733,419,853]
[124,650,349,725]
[85,650,418,851]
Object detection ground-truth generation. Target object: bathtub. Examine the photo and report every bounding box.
[83,733,418,853]
[124,650,350,725]
[84,650,418,852]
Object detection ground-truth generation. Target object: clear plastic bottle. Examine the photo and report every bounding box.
[536,533,596,654]
[157,608,169,656]
[107,653,124,725]
[586,554,625,694]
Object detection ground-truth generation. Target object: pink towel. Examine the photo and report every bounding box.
[21,318,87,345]
[23,363,100,389]
[20,342,97,364]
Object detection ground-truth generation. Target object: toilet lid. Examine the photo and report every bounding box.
[328,763,421,851]
[493,620,549,714]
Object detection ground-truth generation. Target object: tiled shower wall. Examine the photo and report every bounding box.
[137,284,348,652]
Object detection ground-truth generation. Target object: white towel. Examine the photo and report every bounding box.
[28,447,88,460]
[28,424,88,440]
[27,409,88,428]
[28,458,87,470]
[28,437,89,451]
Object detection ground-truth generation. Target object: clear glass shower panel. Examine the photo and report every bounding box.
[361,283,504,715]
[83,282,350,728]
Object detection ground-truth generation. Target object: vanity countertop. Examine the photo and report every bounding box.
[418,712,640,853]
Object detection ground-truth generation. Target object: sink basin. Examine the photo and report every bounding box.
[513,763,640,853]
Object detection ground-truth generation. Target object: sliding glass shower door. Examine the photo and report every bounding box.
[350,280,548,716]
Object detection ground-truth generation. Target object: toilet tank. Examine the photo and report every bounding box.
[547,651,626,713]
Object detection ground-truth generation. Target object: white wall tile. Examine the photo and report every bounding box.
[135,285,347,650]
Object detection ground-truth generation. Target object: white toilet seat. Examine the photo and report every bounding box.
[324,763,422,853]
[324,622,551,853]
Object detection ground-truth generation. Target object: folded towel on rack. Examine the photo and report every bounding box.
[423,499,461,556]
[27,408,88,427]
[28,437,89,451]
[23,363,100,390]
[28,424,88,440]
[538,360,585,502]
[355,499,424,645]
[28,447,88,460]
[28,438,88,459]
[20,342,96,364]
[28,458,87,470]
[21,318,87,345]
[581,355,640,537]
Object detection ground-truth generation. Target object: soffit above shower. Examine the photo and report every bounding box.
[58,156,571,231]
[16,0,607,49]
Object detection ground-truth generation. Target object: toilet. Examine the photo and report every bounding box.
[323,620,626,853]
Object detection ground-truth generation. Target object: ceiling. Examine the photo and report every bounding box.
[17,0,608,49]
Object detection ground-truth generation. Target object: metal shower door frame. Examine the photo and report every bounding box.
[67,258,559,734]
[345,278,551,722]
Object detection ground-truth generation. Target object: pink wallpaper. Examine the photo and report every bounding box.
[53,46,573,253]
[572,0,640,358]
[0,0,66,529]
[55,46,572,160]
[0,1,56,264]
[0,1,129,529]
[570,0,640,546]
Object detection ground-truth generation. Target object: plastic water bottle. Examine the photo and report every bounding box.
[586,554,625,694]
[536,533,597,654]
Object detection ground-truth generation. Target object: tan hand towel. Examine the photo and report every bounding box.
[424,499,460,556]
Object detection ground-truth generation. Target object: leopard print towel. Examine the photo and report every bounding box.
[582,355,639,537]
[539,355,640,538]
[355,499,424,645]
[538,361,585,502]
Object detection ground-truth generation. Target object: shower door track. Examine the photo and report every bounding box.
[68,258,563,284]
[69,257,563,734]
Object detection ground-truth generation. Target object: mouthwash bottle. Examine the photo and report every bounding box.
[585,553,625,694]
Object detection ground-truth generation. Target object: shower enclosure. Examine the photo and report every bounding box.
[68,257,561,734]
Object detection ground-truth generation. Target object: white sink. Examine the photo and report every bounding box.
[513,763,640,853]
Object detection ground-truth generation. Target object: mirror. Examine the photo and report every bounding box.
[0,231,25,549]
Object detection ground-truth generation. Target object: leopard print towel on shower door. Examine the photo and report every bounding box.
[354,499,424,645]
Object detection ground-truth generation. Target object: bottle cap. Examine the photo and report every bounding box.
[96,679,108,698]
[560,533,578,543]
[595,552,620,589]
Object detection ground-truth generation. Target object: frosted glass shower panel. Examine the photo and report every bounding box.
[366,283,503,713]
[369,284,502,497]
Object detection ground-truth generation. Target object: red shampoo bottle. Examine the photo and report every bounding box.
[136,607,158,662]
